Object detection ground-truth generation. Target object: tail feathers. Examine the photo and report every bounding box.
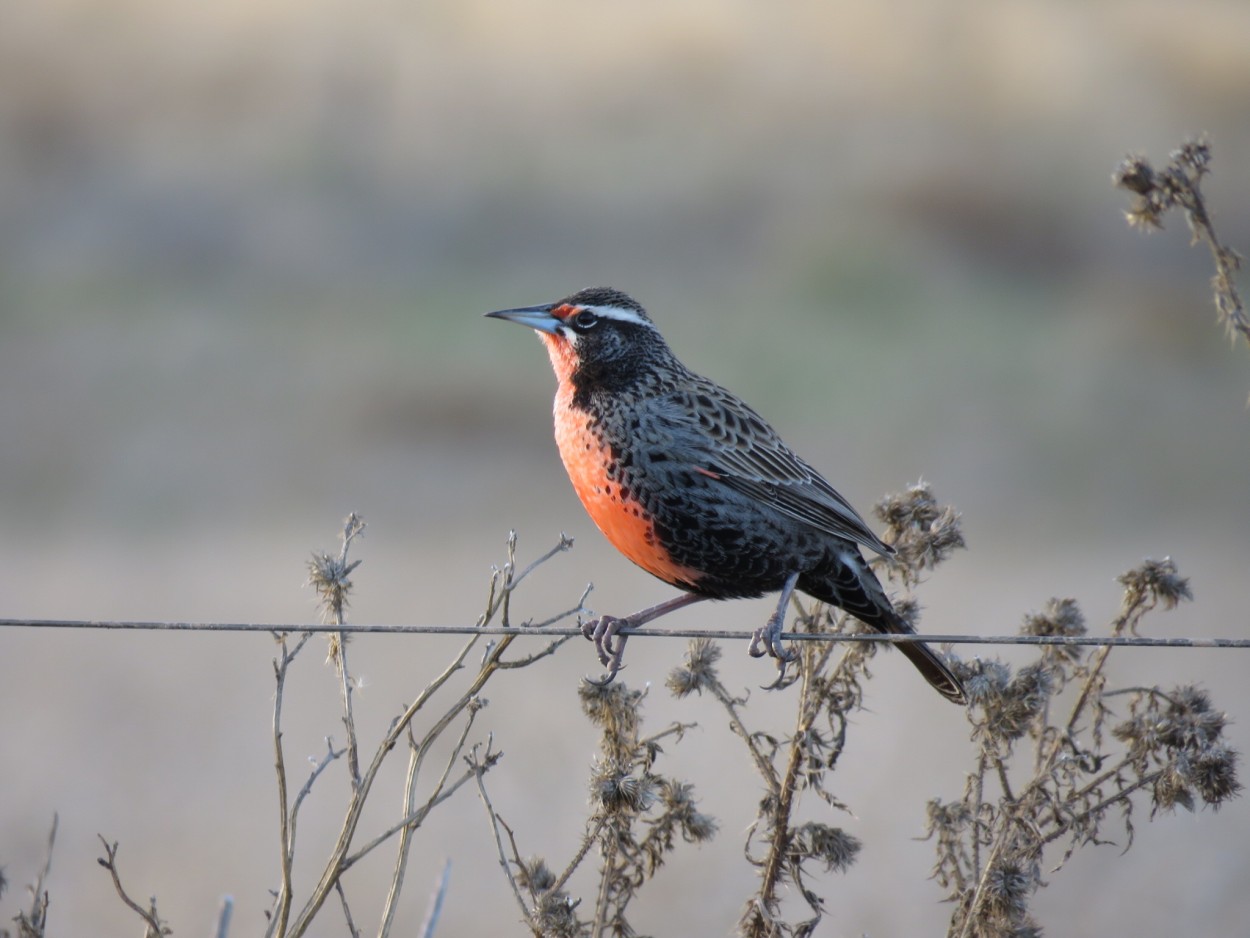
[803,558,966,704]
[877,605,966,705]
[897,640,966,705]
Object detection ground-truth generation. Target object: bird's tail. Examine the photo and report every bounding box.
[895,638,966,705]
[841,605,966,705]
[806,559,966,704]
[870,603,965,704]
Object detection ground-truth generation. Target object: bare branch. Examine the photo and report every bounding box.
[378,696,485,934]
[334,880,360,938]
[96,837,168,938]
[468,739,532,927]
[284,531,581,937]
[267,630,313,938]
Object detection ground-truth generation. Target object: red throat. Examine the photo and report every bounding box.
[538,332,578,386]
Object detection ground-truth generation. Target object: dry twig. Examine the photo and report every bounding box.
[269,521,583,938]
[97,837,169,938]
[1114,138,1249,371]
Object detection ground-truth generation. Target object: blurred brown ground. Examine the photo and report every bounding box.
[1,2,1248,935]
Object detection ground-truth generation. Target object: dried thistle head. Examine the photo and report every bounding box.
[874,481,966,583]
[306,514,366,663]
[958,657,1011,707]
[1172,137,1213,176]
[579,680,643,745]
[1112,684,1241,815]
[1153,763,1195,813]
[1159,686,1227,750]
[589,757,658,814]
[514,856,557,893]
[531,890,583,938]
[306,549,362,622]
[994,664,1051,743]
[789,822,861,874]
[1178,745,1241,807]
[657,780,719,843]
[1113,138,1212,230]
[1117,557,1193,613]
[926,798,973,837]
[961,659,1051,744]
[1021,598,1086,666]
[1151,747,1241,814]
[1114,154,1168,230]
[981,859,1040,922]
[666,638,722,698]
[948,856,1044,938]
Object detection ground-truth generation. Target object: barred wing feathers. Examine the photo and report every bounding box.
[658,381,895,558]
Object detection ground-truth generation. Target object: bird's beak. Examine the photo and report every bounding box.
[484,304,562,335]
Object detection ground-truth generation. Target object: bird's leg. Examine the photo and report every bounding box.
[582,593,707,685]
[748,571,801,689]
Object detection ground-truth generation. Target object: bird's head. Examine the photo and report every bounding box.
[486,287,672,392]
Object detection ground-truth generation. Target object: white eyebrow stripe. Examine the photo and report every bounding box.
[579,304,656,329]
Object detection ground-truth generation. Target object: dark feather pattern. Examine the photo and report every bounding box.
[661,378,895,557]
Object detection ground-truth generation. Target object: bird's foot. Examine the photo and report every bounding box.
[581,615,630,685]
[748,609,799,690]
[578,594,708,686]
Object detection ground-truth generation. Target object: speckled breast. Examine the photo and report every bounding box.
[552,385,703,591]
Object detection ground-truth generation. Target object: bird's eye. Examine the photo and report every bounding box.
[572,310,600,330]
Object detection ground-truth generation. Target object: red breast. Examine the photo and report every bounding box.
[541,331,705,590]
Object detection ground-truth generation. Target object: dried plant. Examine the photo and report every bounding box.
[1114,137,1248,356]
[96,518,587,938]
[37,496,1243,937]
[663,481,965,938]
[471,676,717,937]
[929,560,1241,938]
[98,837,171,938]
[271,521,586,937]
[0,815,57,938]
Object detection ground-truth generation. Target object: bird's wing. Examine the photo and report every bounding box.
[656,381,895,557]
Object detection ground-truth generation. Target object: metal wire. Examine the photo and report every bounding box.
[0,618,1246,648]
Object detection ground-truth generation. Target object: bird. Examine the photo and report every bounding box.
[486,287,965,704]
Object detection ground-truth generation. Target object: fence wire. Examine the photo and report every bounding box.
[1,618,1246,648]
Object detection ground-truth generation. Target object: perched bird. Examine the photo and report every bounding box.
[487,287,965,704]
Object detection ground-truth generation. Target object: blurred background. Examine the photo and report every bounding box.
[2,1,1248,934]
